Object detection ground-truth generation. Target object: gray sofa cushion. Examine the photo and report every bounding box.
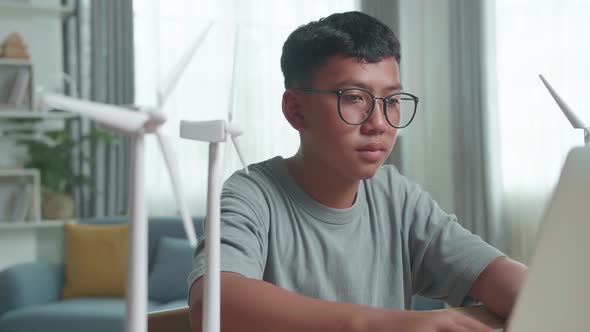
[0,262,64,318]
[148,236,194,303]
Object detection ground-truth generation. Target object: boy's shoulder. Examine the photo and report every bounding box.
[225,156,283,183]
[223,156,286,196]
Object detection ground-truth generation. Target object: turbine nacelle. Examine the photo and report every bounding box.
[179,119,241,142]
[180,119,249,174]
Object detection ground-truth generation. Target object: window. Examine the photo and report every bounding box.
[133,0,359,215]
[493,0,590,261]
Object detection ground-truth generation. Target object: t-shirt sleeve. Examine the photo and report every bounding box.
[405,182,505,307]
[187,172,269,289]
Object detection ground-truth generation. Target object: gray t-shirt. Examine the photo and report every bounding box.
[188,156,504,308]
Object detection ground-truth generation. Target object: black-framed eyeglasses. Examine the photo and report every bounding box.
[296,87,419,128]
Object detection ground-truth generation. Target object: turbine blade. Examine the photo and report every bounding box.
[230,135,249,174]
[155,130,198,247]
[43,93,149,134]
[539,74,587,129]
[228,24,239,122]
[158,23,213,108]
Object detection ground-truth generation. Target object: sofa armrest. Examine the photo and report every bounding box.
[0,262,64,317]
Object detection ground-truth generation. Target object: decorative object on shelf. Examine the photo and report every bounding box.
[0,32,30,59]
[0,175,31,221]
[7,66,31,108]
[41,190,73,220]
[17,128,117,219]
[0,58,33,111]
[0,168,40,223]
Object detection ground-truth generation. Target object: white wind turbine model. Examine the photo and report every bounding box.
[41,23,213,332]
[539,74,590,145]
[179,25,248,332]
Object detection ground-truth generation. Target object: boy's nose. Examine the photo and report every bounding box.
[361,100,388,134]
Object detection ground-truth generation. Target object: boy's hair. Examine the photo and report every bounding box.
[280,11,401,89]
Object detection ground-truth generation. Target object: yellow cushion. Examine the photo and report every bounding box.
[62,223,128,298]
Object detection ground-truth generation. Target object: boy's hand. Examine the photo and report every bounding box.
[408,310,495,332]
[361,308,495,332]
[190,273,500,332]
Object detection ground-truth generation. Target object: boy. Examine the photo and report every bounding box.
[189,11,526,332]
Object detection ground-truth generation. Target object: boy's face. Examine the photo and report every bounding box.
[295,54,401,181]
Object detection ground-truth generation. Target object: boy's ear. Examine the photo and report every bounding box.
[282,89,305,131]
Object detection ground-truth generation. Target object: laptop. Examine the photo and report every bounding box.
[507,145,590,331]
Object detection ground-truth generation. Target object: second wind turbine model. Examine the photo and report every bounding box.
[179,24,249,332]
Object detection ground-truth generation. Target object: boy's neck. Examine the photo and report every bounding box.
[285,155,360,209]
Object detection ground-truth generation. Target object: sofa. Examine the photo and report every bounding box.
[0,216,204,332]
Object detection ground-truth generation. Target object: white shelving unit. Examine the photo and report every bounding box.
[0,219,70,271]
[0,0,76,186]
[0,219,63,230]
[0,0,73,114]
[0,58,31,66]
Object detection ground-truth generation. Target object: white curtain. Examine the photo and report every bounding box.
[492,0,590,262]
[396,0,457,215]
[133,0,360,216]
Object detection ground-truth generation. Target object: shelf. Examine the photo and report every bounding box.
[0,168,39,177]
[0,220,69,230]
[0,109,77,119]
[0,58,32,66]
[0,2,75,17]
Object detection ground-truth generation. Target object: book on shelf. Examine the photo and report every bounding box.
[0,180,33,223]
[0,182,19,222]
[7,66,31,108]
[12,183,33,222]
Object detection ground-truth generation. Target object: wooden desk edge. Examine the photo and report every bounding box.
[148,306,191,332]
